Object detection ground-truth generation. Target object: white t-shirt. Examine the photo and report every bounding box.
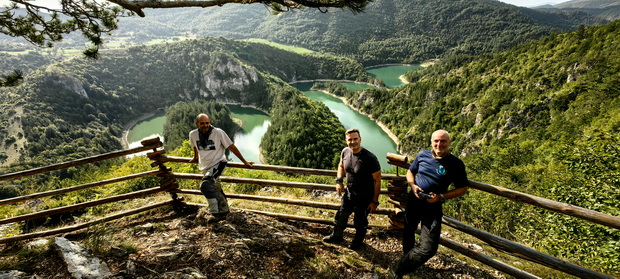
[189,127,233,173]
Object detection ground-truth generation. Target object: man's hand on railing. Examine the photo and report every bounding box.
[336,182,345,196]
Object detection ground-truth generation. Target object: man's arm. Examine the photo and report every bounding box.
[189,147,199,163]
[227,144,254,167]
[335,160,345,196]
[443,187,468,200]
[369,170,382,212]
[429,187,468,204]
[406,169,423,198]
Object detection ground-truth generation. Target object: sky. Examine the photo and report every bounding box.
[2,0,573,9]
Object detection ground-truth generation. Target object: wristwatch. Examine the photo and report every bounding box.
[335,177,344,184]
[439,194,446,202]
[371,200,380,205]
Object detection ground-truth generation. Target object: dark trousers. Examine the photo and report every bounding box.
[338,188,372,232]
[393,195,443,276]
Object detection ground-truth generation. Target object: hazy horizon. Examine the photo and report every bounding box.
[498,0,570,7]
[2,0,573,10]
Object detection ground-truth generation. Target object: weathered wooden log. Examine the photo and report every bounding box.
[439,237,540,279]
[0,142,163,182]
[468,180,620,230]
[0,170,164,206]
[140,137,163,146]
[0,201,173,244]
[147,150,166,158]
[184,202,387,229]
[160,157,406,181]
[442,216,614,279]
[387,153,408,164]
[0,185,175,226]
[172,173,394,195]
[386,153,410,169]
[173,189,397,216]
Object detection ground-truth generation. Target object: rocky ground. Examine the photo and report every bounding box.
[0,205,507,279]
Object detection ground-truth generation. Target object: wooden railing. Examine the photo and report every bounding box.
[0,137,617,279]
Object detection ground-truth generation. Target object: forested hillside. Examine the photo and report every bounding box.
[0,37,368,168]
[323,20,618,274]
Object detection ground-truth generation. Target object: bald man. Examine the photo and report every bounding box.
[390,130,468,278]
[189,113,253,223]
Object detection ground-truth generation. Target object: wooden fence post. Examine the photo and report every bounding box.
[386,153,409,231]
[142,137,181,201]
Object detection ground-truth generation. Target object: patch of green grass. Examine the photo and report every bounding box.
[245,38,315,54]
[306,256,341,279]
[0,239,52,270]
[116,242,138,254]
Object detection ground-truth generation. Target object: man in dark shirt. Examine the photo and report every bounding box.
[390,129,468,278]
[323,128,382,250]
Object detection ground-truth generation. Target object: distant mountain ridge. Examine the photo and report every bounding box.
[535,0,620,20]
[111,0,604,65]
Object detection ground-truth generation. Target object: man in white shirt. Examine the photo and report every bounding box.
[189,113,254,223]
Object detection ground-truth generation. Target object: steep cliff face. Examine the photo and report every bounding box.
[201,56,260,104]
[52,74,89,99]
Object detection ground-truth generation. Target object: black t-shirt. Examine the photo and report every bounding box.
[340,147,381,194]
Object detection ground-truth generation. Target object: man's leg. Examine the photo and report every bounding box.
[200,162,229,223]
[323,210,350,243]
[349,203,370,250]
[214,177,229,215]
[324,190,354,243]
[391,211,442,277]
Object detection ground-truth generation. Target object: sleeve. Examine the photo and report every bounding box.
[370,152,381,173]
[189,131,196,148]
[409,151,423,174]
[453,159,469,188]
[219,129,233,149]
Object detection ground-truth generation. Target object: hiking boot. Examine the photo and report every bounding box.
[349,240,364,250]
[349,228,366,250]
[322,234,344,244]
[388,267,402,279]
[207,214,226,224]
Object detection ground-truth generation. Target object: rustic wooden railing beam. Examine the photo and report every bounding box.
[442,216,614,279]
[0,170,164,206]
[439,237,540,279]
[0,185,174,226]
[170,173,394,195]
[184,202,387,228]
[0,200,173,244]
[468,180,620,230]
[173,189,397,216]
[160,156,406,181]
[0,142,163,182]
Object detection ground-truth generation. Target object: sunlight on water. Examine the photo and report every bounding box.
[127,133,163,158]
[126,65,421,167]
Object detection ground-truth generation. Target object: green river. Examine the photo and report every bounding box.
[127,64,421,170]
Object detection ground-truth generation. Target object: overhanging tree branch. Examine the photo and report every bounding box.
[106,0,369,17]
